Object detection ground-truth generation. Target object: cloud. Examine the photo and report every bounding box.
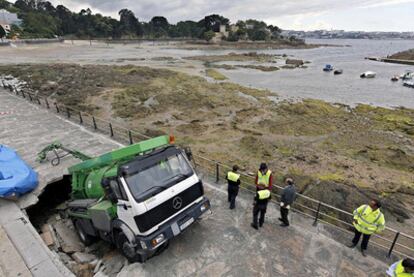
[44,0,414,22]
[9,0,414,30]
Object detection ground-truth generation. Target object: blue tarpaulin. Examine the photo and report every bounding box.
[0,145,38,198]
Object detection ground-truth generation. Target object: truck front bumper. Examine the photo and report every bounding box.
[136,197,210,251]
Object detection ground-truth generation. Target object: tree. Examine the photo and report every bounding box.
[199,14,229,33]
[203,30,215,42]
[119,9,142,36]
[0,0,11,10]
[150,16,169,38]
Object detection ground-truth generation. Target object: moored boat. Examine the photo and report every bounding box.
[391,75,399,82]
[323,64,334,72]
[360,71,376,78]
[333,69,343,75]
[403,81,414,88]
[401,70,413,80]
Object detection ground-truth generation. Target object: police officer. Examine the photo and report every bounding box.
[226,165,241,209]
[349,199,385,257]
[251,189,271,230]
[386,258,414,276]
[255,163,272,191]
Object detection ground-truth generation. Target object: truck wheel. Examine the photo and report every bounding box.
[74,220,94,246]
[115,232,145,263]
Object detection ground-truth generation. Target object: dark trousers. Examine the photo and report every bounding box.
[253,204,267,227]
[228,185,239,209]
[280,207,289,225]
[352,228,371,250]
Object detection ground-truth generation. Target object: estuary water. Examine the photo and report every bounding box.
[219,39,414,108]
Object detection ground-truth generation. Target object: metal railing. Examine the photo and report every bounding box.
[1,80,413,260]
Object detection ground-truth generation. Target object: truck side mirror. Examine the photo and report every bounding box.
[102,178,120,203]
[184,147,193,161]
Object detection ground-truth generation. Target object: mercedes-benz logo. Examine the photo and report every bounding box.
[172,196,183,210]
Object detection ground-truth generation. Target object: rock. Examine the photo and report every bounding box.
[93,260,104,274]
[285,59,304,66]
[40,231,54,246]
[72,252,97,264]
[54,221,84,254]
[102,253,127,276]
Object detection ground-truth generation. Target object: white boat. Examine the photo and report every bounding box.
[360,71,376,78]
[403,81,414,88]
[400,70,413,80]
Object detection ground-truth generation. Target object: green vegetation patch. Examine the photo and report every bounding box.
[205,69,227,80]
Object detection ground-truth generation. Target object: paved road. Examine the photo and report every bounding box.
[0,88,388,276]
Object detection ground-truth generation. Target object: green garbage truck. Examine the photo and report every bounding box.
[38,135,210,262]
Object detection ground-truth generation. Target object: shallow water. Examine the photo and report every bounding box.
[218,39,414,108]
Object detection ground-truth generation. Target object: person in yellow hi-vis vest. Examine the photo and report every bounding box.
[386,258,414,276]
[255,163,273,191]
[226,165,241,210]
[251,189,271,230]
[348,199,385,257]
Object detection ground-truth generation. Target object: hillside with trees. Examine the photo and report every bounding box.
[0,0,289,41]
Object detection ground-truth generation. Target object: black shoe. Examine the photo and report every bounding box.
[347,243,357,248]
[280,223,289,227]
[361,249,367,257]
[278,218,283,222]
[259,222,263,227]
[251,223,258,230]
[229,206,235,210]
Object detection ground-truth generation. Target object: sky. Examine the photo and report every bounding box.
[10,0,414,31]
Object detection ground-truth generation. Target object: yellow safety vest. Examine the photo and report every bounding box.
[227,171,240,182]
[393,260,414,277]
[257,170,271,187]
[257,189,271,200]
[353,204,385,235]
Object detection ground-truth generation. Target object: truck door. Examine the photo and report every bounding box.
[107,178,139,234]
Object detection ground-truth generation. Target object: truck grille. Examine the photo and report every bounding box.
[134,182,203,232]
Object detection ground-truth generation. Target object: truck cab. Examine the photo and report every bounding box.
[46,136,210,262]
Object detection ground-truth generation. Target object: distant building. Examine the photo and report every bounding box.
[0,10,21,34]
[211,24,229,43]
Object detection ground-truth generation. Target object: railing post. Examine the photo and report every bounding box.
[37,97,41,105]
[92,116,97,130]
[28,93,33,102]
[313,201,322,226]
[55,103,60,113]
[45,98,50,109]
[79,112,83,124]
[129,130,133,145]
[387,232,400,258]
[21,91,25,98]
[66,107,71,118]
[109,123,114,137]
[216,163,220,183]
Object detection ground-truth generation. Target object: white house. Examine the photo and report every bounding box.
[0,9,21,34]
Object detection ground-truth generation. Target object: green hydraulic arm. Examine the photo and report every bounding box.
[37,142,92,166]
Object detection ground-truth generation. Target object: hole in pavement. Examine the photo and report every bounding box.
[26,174,72,230]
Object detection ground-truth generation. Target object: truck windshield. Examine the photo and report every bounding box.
[125,153,193,201]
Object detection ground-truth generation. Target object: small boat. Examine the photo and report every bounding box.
[333,69,343,75]
[323,64,334,72]
[403,81,414,88]
[401,70,413,80]
[391,75,399,82]
[0,145,38,198]
[360,71,376,78]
